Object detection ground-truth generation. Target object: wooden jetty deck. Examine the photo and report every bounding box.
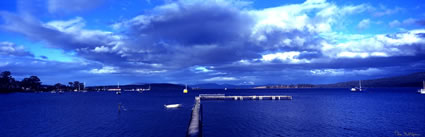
[186,94,292,137]
[187,97,201,137]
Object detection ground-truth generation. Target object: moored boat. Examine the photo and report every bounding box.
[351,80,363,92]
[164,104,181,109]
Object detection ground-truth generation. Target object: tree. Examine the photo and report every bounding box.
[54,83,64,91]
[68,82,73,91]
[0,71,17,91]
[73,81,80,91]
[1,71,11,79]
[21,76,41,91]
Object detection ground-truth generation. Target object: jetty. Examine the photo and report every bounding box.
[186,94,292,137]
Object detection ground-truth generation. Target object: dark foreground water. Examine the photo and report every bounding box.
[0,88,424,137]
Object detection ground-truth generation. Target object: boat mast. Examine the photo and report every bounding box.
[118,82,120,88]
[359,80,362,89]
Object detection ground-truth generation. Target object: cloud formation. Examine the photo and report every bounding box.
[1,0,425,84]
[357,19,370,29]
[0,41,34,57]
[47,0,105,14]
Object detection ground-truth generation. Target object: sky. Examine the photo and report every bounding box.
[0,0,425,86]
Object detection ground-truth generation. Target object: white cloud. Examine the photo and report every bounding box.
[372,6,403,17]
[250,0,334,35]
[310,69,345,76]
[247,0,370,52]
[0,41,33,57]
[204,76,238,82]
[389,20,401,28]
[311,68,383,76]
[46,17,85,31]
[134,69,167,74]
[352,68,383,75]
[389,18,420,28]
[92,46,110,53]
[47,0,105,14]
[190,66,213,73]
[261,51,311,64]
[322,29,425,58]
[357,19,370,29]
[89,66,118,74]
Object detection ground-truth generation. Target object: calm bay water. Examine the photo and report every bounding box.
[0,88,424,137]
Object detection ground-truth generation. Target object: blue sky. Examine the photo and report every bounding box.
[1,0,425,86]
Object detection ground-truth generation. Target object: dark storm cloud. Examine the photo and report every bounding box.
[115,0,263,68]
[113,0,331,69]
[128,2,253,45]
[2,0,328,72]
[0,13,128,68]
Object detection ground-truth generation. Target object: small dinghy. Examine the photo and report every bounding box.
[164,104,182,109]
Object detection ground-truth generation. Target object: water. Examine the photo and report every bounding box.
[0,88,424,137]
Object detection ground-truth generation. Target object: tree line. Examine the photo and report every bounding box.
[0,71,85,93]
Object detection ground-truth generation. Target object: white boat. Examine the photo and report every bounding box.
[419,81,425,94]
[164,104,181,109]
[138,84,151,93]
[351,80,363,92]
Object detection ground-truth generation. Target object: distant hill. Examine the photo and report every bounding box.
[89,83,185,90]
[193,72,425,89]
[318,72,425,88]
[191,83,257,89]
[87,72,425,90]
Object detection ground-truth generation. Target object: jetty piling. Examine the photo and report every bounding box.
[186,94,292,137]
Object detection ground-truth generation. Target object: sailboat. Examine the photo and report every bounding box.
[350,80,363,92]
[116,82,122,95]
[418,81,425,94]
[145,84,151,91]
[81,82,87,92]
[183,84,188,94]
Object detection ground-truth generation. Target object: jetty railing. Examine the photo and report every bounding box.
[186,94,292,137]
